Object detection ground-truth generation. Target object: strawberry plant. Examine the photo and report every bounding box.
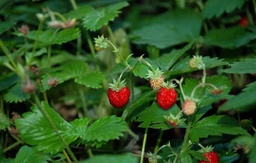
[1,0,256,163]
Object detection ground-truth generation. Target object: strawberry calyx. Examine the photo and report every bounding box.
[198,144,214,153]
[164,111,185,127]
[146,68,163,80]
[109,79,127,92]
[162,81,176,89]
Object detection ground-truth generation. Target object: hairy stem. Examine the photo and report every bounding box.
[140,128,148,163]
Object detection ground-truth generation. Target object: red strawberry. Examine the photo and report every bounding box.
[147,68,164,90]
[182,100,197,116]
[107,79,130,108]
[239,16,248,27]
[198,145,219,163]
[156,82,177,110]
[199,151,219,163]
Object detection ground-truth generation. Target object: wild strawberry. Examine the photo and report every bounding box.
[239,16,248,27]
[156,82,177,110]
[107,79,130,108]
[164,111,185,127]
[198,145,219,163]
[147,68,164,90]
[22,80,36,94]
[47,78,58,87]
[211,89,222,95]
[199,151,219,163]
[182,100,197,116]
[189,55,205,69]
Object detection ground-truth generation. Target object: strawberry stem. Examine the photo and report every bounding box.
[140,127,149,163]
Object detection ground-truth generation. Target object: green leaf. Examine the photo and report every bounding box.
[131,9,202,49]
[132,63,149,79]
[125,90,156,120]
[4,83,30,103]
[0,19,16,35]
[136,103,184,130]
[82,2,129,31]
[84,116,128,147]
[0,113,11,130]
[15,102,79,154]
[81,153,139,163]
[248,134,256,163]
[204,27,256,48]
[75,71,105,88]
[220,58,256,74]
[0,73,19,92]
[168,56,228,76]
[65,5,94,19]
[154,41,194,71]
[26,28,80,45]
[219,81,256,112]
[180,153,192,163]
[203,0,245,18]
[13,146,51,163]
[71,118,90,137]
[189,115,249,142]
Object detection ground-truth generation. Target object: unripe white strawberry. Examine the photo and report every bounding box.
[147,68,164,90]
[182,100,197,116]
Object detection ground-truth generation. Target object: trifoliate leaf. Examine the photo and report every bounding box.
[189,115,249,142]
[84,116,128,147]
[15,102,79,154]
[219,81,256,112]
[203,0,245,19]
[82,153,139,163]
[75,71,105,88]
[131,9,202,49]
[0,113,11,130]
[220,58,256,74]
[26,28,80,45]
[136,103,183,130]
[12,146,51,163]
[4,83,30,103]
[82,2,129,31]
[204,27,255,48]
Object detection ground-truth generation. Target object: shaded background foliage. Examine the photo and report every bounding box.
[0,0,256,162]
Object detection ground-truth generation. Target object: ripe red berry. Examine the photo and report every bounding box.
[108,87,130,108]
[107,79,130,108]
[239,16,248,27]
[199,151,219,163]
[156,84,177,110]
[182,100,197,116]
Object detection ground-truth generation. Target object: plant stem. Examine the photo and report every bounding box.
[0,40,22,78]
[70,0,78,9]
[178,118,193,162]
[63,150,72,163]
[3,141,22,153]
[78,88,87,117]
[33,94,78,162]
[153,130,163,154]
[140,127,148,163]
